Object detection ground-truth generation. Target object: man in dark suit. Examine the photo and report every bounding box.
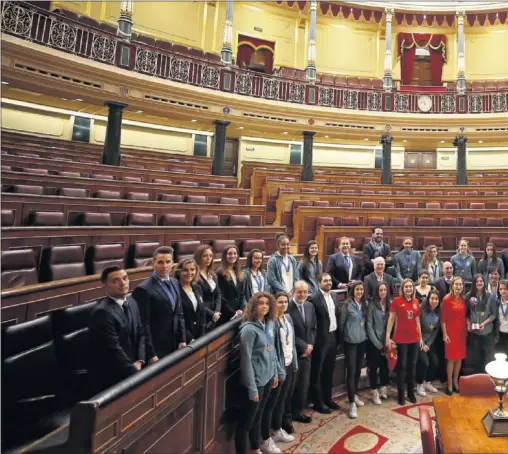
[308,273,341,414]
[362,227,394,276]
[364,257,396,301]
[432,261,454,301]
[89,266,146,392]
[132,246,186,362]
[288,280,317,423]
[326,237,362,290]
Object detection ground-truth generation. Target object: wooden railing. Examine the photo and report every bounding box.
[2,1,508,115]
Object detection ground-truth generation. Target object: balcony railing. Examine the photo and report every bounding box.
[2,1,508,115]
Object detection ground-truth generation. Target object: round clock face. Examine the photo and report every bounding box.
[418,95,432,112]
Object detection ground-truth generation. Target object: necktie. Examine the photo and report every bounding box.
[298,303,306,323]
[163,280,176,308]
[122,300,133,332]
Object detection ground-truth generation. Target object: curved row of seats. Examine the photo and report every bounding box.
[1,238,266,289]
[291,200,508,210]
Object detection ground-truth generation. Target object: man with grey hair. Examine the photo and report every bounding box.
[364,257,396,300]
[288,280,316,423]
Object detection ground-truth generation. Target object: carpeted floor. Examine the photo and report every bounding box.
[279,383,444,454]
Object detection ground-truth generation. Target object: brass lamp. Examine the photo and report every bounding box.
[482,353,508,437]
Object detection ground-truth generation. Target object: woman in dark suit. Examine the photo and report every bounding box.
[194,245,221,328]
[217,245,246,324]
[176,258,206,342]
[243,248,270,302]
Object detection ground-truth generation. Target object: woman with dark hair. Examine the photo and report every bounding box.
[451,238,477,283]
[441,276,467,395]
[296,240,322,294]
[415,270,434,305]
[479,242,505,285]
[193,245,221,328]
[217,245,246,324]
[495,280,508,354]
[386,278,422,405]
[487,266,501,302]
[236,292,285,454]
[465,274,497,374]
[416,290,441,397]
[366,282,391,405]
[421,245,443,281]
[340,281,368,419]
[243,248,270,302]
[175,259,206,343]
[267,234,298,294]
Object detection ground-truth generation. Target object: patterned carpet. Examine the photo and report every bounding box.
[279,383,444,454]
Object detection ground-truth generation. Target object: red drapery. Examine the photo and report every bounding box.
[237,34,274,74]
[398,33,446,86]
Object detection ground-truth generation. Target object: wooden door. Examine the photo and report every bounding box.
[405,152,437,169]
[224,139,238,176]
[411,60,433,86]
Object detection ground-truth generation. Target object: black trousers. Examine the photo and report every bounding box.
[416,344,439,384]
[497,331,508,354]
[367,341,389,390]
[291,356,311,414]
[396,342,419,395]
[433,331,447,382]
[261,378,281,441]
[344,341,366,403]
[471,333,495,374]
[271,365,295,431]
[235,380,273,454]
[310,331,338,406]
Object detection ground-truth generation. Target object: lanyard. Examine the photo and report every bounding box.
[283,317,290,345]
[430,263,438,279]
[263,322,271,351]
[281,257,291,274]
[405,252,412,272]
[252,272,263,290]
[501,302,508,318]
[355,300,363,322]
[427,311,438,327]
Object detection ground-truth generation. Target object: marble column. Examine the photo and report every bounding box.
[305,0,317,84]
[102,101,127,166]
[383,8,394,92]
[301,131,315,181]
[212,120,230,176]
[221,1,234,65]
[117,0,134,40]
[456,10,466,94]
[380,126,392,184]
[454,127,468,185]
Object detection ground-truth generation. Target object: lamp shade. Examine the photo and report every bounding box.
[485,353,508,381]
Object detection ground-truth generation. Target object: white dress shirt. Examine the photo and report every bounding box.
[320,289,337,332]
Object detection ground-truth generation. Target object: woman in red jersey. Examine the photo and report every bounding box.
[386,278,422,405]
[441,276,467,395]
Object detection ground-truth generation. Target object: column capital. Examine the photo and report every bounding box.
[309,0,317,11]
[120,0,133,17]
[105,101,128,110]
[453,127,468,146]
[384,8,394,20]
[302,131,316,137]
[456,9,466,18]
[214,120,231,128]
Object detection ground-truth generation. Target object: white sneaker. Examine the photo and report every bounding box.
[354,394,365,407]
[371,389,382,405]
[272,428,294,443]
[260,437,282,454]
[379,386,388,400]
[348,402,358,419]
[424,381,439,393]
[416,384,427,397]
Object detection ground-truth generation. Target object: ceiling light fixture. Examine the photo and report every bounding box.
[282,131,288,135]
[191,119,197,122]
[61,97,67,101]
[324,135,329,138]
[75,98,83,102]
[1,81,9,85]
[478,140,484,143]
[238,126,244,129]
[136,110,144,113]
[403,139,408,143]
[440,140,445,143]
[364,138,369,141]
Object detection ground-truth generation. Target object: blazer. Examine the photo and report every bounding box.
[216,268,246,320]
[132,275,186,360]
[287,300,317,358]
[393,250,422,282]
[179,283,207,342]
[242,268,270,302]
[307,290,341,344]
[326,253,362,289]
[432,277,453,302]
[364,271,396,301]
[267,253,298,294]
[362,242,392,266]
[296,259,323,294]
[88,295,146,391]
[196,272,221,319]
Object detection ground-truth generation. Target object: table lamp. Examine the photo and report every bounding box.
[482,353,508,437]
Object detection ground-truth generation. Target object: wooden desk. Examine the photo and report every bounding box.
[434,395,508,453]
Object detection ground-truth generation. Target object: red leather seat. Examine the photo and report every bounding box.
[125,192,150,201]
[126,213,155,226]
[489,237,508,248]
[86,243,124,275]
[391,217,409,226]
[57,171,81,177]
[412,191,426,196]
[497,202,508,209]
[426,203,441,209]
[314,201,330,207]
[361,202,376,208]
[80,212,112,226]
[343,216,360,226]
[229,215,250,226]
[378,190,392,195]
[422,236,442,248]
[464,191,478,196]
[461,236,480,249]
[446,191,460,196]
[10,185,44,195]
[93,174,114,180]
[187,195,207,203]
[404,202,419,208]
[459,374,496,397]
[194,215,219,226]
[322,189,336,194]
[209,183,226,189]
[316,217,335,227]
[159,194,184,203]
[95,190,121,199]
[240,239,266,257]
[180,181,198,187]
[428,191,443,196]
[39,245,86,282]
[439,217,457,226]
[27,211,65,226]
[462,218,479,227]
[173,240,201,261]
[444,202,459,209]
[361,190,375,195]
[1,210,15,226]
[59,188,88,198]
[211,239,236,259]
[292,200,311,211]
[417,217,436,227]
[367,217,386,226]
[379,202,394,208]
[152,179,171,184]
[301,188,316,193]
[470,202,486,209]
[483,191,497,196]
[129,241,161,268]
[419,406,436,454]
[220,197,239,205]
[21,167,48,175]
[160,214,187,226]
[486,218,504,227]
[1,248,38,289]
[337,202,353,208]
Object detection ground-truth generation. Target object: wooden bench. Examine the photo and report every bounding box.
[315,225,508,262]
[1,193,266,227]
[1,171,250,204]
[291,206,508,252]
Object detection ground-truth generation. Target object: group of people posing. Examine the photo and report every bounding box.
[88,232,508,454]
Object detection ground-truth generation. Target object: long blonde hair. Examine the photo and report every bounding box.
[449,276,465,298]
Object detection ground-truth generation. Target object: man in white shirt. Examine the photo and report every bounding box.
[308,273,341,413]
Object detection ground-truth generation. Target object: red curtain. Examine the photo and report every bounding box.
[237,45,254,69]
[264,51,273,74]
[237,34,274,74]
[398,33,446,86]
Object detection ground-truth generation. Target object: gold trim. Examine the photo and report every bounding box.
[237,41,274,53]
